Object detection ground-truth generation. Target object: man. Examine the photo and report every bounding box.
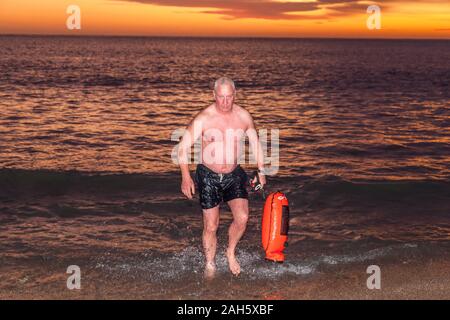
[178,77,266,278]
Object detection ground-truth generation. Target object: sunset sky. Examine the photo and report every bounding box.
[0,0,449,38]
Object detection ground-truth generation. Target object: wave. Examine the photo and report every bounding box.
[1,168,448,204]
[0,168,178,198]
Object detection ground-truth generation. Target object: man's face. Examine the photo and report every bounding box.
[214,84,235,112]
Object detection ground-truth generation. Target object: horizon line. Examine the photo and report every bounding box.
[1,33,449,41]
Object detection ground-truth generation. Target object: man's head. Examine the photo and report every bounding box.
[213,77,236,112]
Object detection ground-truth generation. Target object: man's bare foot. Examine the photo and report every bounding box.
[226,249,241,276]
[204,262,216,280]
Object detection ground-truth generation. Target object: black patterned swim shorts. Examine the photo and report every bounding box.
[194,164,249,210]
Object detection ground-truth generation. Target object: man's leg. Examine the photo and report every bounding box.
[226,198,249,275]
[202,205,220,278]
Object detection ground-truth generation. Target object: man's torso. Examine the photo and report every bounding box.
[200,104,248,174]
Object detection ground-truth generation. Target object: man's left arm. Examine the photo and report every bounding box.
[245,111,266,186]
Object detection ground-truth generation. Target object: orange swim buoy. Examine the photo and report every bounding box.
[261,191,289,262]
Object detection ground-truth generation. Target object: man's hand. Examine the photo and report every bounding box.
[251,172,266,189]
[181,175,196,199]
[258,172,266,187]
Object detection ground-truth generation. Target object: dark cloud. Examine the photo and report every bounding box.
[122,0,317,20]
[112,1,442,20]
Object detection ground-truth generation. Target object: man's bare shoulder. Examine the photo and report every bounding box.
[204,104,216,116]
[191,104,215,123]
[233,104,253,123]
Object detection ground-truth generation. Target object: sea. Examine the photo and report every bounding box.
[0,36,449,298]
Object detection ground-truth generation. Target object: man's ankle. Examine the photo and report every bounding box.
[226,248,235,255]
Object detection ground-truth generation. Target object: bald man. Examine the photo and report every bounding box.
[178,77,266,278]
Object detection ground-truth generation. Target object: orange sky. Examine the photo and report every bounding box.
[0,0,449,38]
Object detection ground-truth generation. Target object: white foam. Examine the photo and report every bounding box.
[94,243,419,282]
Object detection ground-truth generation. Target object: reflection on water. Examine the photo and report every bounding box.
[0,36,449,180]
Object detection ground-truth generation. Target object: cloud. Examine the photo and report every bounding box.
[111,0,369,20]
[112,0,446,21]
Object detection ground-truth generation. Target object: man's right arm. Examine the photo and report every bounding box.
[178,113,204,199]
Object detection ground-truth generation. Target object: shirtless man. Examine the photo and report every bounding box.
[178,77,266,278]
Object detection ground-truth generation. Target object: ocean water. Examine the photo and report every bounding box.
[0,36,449,297]
[0,36,449,179]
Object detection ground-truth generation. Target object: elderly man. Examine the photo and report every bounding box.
[178,77,266,278]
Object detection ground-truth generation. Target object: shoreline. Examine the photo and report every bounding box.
[0,251,450,300]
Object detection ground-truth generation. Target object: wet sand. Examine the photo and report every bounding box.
[1,249,449,300]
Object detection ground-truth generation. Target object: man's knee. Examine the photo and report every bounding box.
[203,210,219,234]
[234,211,248,227]
[204,221,219,234]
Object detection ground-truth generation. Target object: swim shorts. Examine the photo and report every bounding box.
[195,164,249,210]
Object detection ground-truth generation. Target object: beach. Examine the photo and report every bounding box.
[2,249,449,300]
[0,170,449,299]
[0,36,449,300]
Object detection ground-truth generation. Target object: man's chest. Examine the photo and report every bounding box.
[202,120,247,143]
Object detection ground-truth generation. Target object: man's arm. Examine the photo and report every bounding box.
[244,110,267,186]
[178,112,204,199]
